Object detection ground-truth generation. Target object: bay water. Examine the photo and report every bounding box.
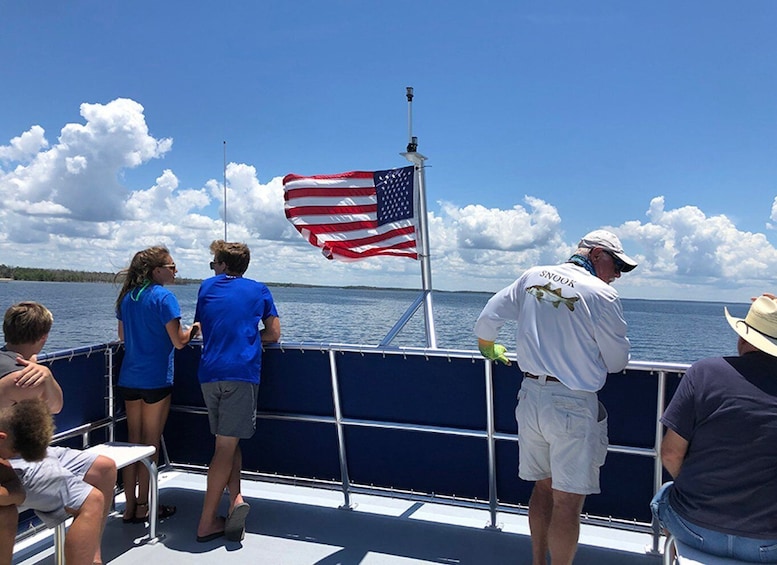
[0,280,750,364]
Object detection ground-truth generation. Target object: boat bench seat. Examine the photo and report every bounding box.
[665,535,753,565]
[48,442,158,565]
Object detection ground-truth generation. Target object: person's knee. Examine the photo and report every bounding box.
[552,490,586,515]
[98,455,118,481]
[533,478,553,497]
[86,455,117,487]
[72,488,105,520]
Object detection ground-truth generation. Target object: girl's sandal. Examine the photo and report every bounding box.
[129,501,177,523]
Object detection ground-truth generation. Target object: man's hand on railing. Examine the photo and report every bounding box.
[478,339,511,366]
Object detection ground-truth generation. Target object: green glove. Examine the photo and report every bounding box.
[479,342,511,365]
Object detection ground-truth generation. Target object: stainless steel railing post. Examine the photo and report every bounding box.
[106,346,116,443]
[329,349,354,509]
[650,369,669,554]
[484,360,500,530]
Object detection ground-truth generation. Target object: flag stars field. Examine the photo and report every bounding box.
[376,167,414,225]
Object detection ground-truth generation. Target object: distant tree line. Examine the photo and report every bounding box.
[0,264,199,285]
[0,265,411,291]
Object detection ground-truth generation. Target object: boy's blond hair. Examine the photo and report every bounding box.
[3,302,53,345]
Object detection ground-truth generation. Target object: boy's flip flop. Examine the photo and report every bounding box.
[224,502,250,541]
[196,530,225,543]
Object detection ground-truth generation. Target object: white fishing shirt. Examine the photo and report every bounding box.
[474,262,630,392]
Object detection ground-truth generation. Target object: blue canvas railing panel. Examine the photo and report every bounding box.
[492,363,521,434]
[601,368,661,448]
[258,348,335,417]
[248,419,341,481]
[590,452,655,523]
[336,352,487,430]
[165,345,341,480]
[19,341,689,535]
[169,343,202,407]
[43,351,108,433]
[345,426,490,500]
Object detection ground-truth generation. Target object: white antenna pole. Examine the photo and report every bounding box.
[223,141,228,240]
[401,86,437,348]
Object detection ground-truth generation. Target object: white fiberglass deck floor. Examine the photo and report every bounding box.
[13,471,662,565]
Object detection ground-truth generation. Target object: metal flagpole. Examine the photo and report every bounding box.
[379,87,438,348]
[401,87,437,349]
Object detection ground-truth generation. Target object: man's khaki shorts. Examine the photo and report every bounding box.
[515,377,608,495]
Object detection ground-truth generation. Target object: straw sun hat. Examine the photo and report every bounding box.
[725,296,777,357]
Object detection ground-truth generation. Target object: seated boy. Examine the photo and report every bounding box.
[0,398,55,565]
[0,302,117,565]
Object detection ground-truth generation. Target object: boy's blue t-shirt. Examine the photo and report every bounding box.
[195,274,278,385]
[117,283,181,389]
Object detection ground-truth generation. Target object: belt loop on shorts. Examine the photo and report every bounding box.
[524,372,560,384]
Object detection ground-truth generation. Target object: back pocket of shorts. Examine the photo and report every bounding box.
[550,394,589,438]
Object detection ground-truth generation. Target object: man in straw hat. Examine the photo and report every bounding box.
[651,295,777,562]
[474,229,637,565]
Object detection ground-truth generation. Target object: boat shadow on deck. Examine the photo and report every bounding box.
[16,474,661,565]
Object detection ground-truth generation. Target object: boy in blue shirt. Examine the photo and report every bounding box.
[194,241,280,543]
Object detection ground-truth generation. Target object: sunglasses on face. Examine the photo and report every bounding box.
[603,251,626,274]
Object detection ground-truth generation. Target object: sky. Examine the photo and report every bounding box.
[1,1,776,302]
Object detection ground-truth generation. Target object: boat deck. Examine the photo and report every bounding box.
[13,470,662,565]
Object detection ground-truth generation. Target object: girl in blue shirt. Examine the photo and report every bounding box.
[115,246,198,523]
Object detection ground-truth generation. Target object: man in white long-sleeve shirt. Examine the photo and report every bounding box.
[474,229,637,565]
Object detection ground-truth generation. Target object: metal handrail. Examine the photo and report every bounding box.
[40,341,688,552]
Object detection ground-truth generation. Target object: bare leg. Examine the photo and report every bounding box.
[0,504,18,565]
[134,395,171,517]
[83,455,117,565]
[64,488,105,565]
[547,489,586,565]
[227,445,244,512]
[122,399,143,520]
[197,435,239,538]
[528,478,553,565]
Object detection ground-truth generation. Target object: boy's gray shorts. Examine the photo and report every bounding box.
[201,380,259,439]
[12,446,98,528]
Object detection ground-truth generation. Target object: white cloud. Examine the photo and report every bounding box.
[0,125,48,164]
[617,196,777,291]
[440,196,562,251]
[0,98,172,223]
[65,155,87,174]
[125,169,210,223]
[219,164,292,241]
[2,98,777,301]
[769,196,777,229]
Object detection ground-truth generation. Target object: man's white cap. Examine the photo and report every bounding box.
[578,230,638,272]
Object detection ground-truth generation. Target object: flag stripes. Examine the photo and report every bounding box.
[283,166,418,261]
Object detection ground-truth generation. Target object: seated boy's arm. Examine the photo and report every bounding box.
[0,363,64,414]
[0,459,24,507]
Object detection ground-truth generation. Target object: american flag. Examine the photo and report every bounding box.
[283,166,418,261]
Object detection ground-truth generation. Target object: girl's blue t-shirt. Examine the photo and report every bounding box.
[117,283,181,389]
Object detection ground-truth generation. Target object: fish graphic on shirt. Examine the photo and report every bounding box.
[526,283,580,312]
